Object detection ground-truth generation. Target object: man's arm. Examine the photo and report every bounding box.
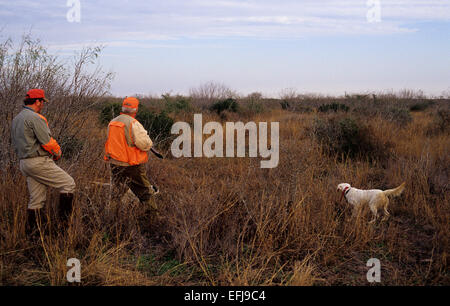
[30,115,62,159]
[131,120,153,152]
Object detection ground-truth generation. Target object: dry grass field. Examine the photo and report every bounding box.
[1,92,448,286]
[0,35,448,286]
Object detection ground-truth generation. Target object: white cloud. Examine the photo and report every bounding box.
[0,0,448,44]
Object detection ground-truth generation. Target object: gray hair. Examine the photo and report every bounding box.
[121,107,137,114]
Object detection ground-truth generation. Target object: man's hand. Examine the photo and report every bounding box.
[53,150,62,161]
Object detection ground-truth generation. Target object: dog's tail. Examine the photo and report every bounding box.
[383,182,406,198]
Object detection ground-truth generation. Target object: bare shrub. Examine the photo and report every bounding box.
[237,92,265,117]
[0,34,113,166]
[279,88,314,113]
[189,81,236,108]
[441,89,450,99]
[279,88,297,110]
[398,89,425,100]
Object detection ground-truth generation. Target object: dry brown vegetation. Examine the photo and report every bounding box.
[0,36,449,286]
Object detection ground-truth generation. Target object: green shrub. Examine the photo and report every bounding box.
[162,94,191,113]
[99,102,174,143]
[382,107,412,126]
[355,94,369,101]
[59,135,84,160]
[211,98,238,115]
[318,103,349,113]
[99,102,121,125]
[410,100,434,112]
[427,108,450,135]
[295,106,313,113]
[435,108,450,132]
[280,100,290,110]
[136,109,174,143]
[312,116,389,161]
[246,100,264,114]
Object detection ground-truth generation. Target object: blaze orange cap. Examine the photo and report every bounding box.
[26,89,48,102]
[122,97,139,109]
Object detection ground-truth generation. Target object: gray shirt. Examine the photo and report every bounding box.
[11,106,54,159]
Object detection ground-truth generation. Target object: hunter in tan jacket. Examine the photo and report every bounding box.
[104,97,159,214]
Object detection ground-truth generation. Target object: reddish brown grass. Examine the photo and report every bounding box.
[0,103,448,286]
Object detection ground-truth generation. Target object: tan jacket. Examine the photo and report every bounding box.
[132,120,153,152]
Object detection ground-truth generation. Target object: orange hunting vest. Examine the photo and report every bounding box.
[104,114,148,166]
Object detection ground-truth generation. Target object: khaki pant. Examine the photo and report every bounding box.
[19,156,76,209]
[110,163,158,211]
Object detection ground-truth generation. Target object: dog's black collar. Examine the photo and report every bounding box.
[340,187,351,202]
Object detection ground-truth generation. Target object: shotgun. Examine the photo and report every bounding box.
[150,147,164,159]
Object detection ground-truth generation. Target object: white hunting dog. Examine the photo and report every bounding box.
[337,182,406,223]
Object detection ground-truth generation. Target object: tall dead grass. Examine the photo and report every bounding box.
[1,101,448,285]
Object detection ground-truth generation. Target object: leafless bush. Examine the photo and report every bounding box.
[247,92,263,101]
[279,88,297,110]
[279,87,297,101]
[0,34,113,166]
[189,81,237,108]
[237,92,265,117]
[278,88,315,112]
[398,89,425,100]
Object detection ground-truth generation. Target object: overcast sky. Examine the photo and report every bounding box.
[1,0,449,97]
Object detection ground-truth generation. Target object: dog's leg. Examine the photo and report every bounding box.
[382,199,390,221]
[351,204,360,218]
[369,204,378,224]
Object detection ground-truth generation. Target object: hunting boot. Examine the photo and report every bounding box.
[59,193,74,228]
[144,185,159,213]
[26,208,44,237]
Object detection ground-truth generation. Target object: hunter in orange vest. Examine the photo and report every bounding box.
[104,97,159,213]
